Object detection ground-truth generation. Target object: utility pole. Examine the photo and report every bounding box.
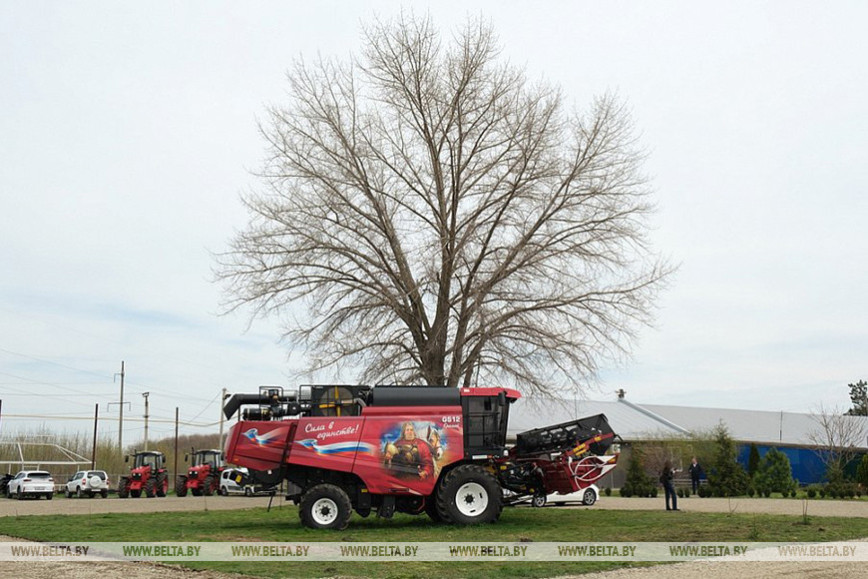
[91,403,99,469]
[218,387,228,451]
[174,407,179,487]
[110,361,129,453]
[142,392,150,451]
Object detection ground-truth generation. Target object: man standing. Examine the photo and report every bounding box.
[688,456,703,495]
[660,460,679,511]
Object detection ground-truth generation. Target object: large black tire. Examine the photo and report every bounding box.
[299,484,352,530]
[156,474,168,497]
[118,477,130,498]
[130,489,142,498]
[145,478,157,498]
[175,476,188,497]
[436,464,502,525]
[202,476,216,496]
[101,489,108,498]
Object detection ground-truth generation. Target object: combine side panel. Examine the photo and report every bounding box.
[225,421,296,472]
[353,405,464,495]
[288,416,366,473]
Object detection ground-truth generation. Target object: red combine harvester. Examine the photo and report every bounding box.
[175,449,225,497]
[223,385,619,529]
[118,450,169,498]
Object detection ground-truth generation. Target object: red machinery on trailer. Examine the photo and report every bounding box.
[223,385,619,529]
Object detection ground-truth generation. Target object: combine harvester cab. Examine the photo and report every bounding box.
[118,451,168,498]
[223,385,618,529]
[175,449,225,497]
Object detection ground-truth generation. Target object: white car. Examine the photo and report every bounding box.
[219,468,277,496]
[65,470,109,498]
[219,468,248,495]
[6,471,54,500]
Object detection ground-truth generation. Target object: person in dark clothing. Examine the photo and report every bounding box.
[688,456,703,495]
[660,460,679,511]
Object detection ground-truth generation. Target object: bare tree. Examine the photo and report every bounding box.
[218,15,671,394]
[806,404,868,473]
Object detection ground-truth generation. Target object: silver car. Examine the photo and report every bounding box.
[65,470,109,498]
[6,471,54,500]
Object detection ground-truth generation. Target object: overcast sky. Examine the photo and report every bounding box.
[2,2,866,443]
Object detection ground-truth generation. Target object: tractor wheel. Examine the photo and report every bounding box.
[299,484,352,530]
[202,476,216,496]
[156,474,168,497]
[118,478,130,498]
[581,488,597,506]
[531,493,547,508]
[175,476,188,497]
[145,478,157,498]
[436,464,502,525]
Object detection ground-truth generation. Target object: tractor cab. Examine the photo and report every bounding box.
[190,449,223,469]
[132,451,164,472]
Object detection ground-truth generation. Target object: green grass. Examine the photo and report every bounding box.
[5,505,868,578]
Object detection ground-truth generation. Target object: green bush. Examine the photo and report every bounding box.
[753,448,797,497]
[621,447,657,498]
[807,487,817,499]
[604,487,612,497]
[706,426,750,497]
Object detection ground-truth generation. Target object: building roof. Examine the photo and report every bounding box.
[509,396,868,450]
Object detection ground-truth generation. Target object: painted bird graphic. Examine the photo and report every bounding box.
[242,428,282,446]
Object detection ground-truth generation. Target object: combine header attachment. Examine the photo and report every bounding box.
[223,385,618,529]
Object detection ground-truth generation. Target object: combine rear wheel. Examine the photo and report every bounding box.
[299,484,352,530]
[436,465,502,525]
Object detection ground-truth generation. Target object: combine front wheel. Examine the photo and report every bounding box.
[436,465,502,525]
[299,484,352,530]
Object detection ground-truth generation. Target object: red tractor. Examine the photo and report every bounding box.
[223,385,619,530]
[118,450,169,498]
[175,449,225,497]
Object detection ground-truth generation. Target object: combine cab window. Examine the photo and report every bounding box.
[462,395,510,456]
